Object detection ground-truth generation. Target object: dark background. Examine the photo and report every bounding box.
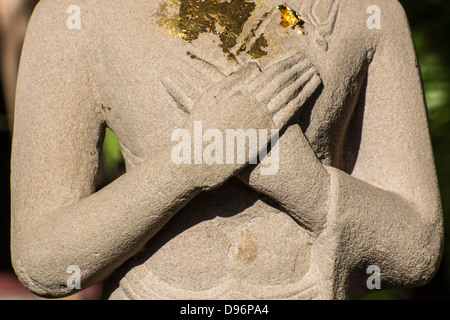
[0,0,449,299]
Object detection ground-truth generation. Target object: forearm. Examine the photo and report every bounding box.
[243,161,442,297]
[324,166,443,298]
[237,122,442,297]
[242,159,329,235]
[11,149,206,297]
[237,124,330,235]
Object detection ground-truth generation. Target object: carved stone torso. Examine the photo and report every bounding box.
[10,0,443,302]
[88,0,376,299]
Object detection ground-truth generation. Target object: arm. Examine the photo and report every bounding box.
[11,1,266,298]
[10,1,306,298]
[10,1,209,298]
[238,1,443,298]
[329,1,443,297]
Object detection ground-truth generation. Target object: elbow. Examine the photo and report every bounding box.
[397,207,444,288]
[11,241,78,299]
[413,214,444,286]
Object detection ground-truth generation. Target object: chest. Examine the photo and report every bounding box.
[91,0,368,163]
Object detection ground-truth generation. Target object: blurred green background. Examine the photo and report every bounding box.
[0,0,449,299]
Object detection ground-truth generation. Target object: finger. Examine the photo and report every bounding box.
[240,62,263,86]
[166,54,226,110]
[185,52,225,83]
[247,52,305,94]
[255,57,312,105]
[163,62,212,109]
[272,73,321,130]
[268,65,317,113]
[206,62,261,102]
[161,77,194,114]
[181,67,210,99]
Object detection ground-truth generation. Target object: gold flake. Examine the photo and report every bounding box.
[277,3,305,35]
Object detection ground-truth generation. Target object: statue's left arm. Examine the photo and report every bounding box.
[238,0,444,299]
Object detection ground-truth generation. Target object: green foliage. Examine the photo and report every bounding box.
[0,114,8,132]
[101,128,124,183]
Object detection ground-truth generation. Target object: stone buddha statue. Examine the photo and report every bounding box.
[11,0,443,299]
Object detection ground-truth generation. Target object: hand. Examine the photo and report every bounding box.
[245,52,321,131]
[162,53,322,190]
[162,52,321,131]
[179,63,273,190]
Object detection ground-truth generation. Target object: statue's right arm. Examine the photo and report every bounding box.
[10,1,216,298]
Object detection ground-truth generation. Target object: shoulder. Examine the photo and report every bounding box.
[339,0,407,16]
[23,0,108,65]
[27,0,89,40]
[28,0,112,37]
[333,0,411,51]
[336,0,409,29]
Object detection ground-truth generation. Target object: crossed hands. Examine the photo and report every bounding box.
[163,52,322,191]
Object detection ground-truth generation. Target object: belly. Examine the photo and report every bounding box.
[105,178,313,299]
